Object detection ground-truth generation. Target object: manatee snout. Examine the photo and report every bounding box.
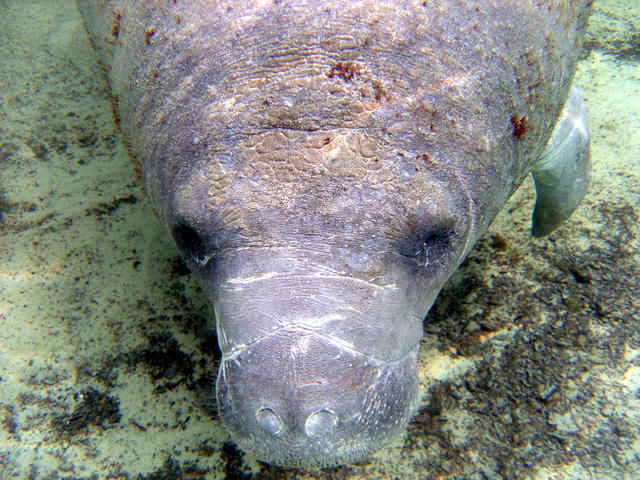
[216,325,418,467]
[202,248,436,467]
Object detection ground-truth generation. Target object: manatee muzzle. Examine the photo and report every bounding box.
[216,324,418,468]
[208,248,425,467]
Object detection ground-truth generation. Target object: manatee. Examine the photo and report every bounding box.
[76,0,593,468]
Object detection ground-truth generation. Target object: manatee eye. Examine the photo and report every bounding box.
[414,227,452,268]
[171,220,210,266]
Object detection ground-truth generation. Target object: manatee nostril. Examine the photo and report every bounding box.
[256,407,283,436]
[305,409,337,438]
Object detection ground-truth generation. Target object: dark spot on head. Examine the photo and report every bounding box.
[418,152,433,165]
[145,27,156,45]
[327,61,361,81]
[511,114,529,138]
[372,79,389,101]
[111,11,121,37]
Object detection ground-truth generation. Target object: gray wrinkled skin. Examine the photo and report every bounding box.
[77,0,592,468]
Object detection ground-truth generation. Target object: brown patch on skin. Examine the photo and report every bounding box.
[418,152,434,166]
[307,135,334,149]
[144,27,156,45]
[327,61,361,81]
[111,11,121,37]
[327,61,390,104]
[372,79,390,101]
[511,114,529,138]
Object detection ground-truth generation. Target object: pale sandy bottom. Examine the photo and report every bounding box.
[0,1,638,479]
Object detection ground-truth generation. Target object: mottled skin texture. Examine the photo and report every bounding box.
[77,0,592,468]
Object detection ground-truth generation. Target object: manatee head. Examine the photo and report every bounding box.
[164,127,476,467]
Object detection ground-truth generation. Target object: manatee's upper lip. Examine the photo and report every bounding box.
[221,323,359,360]
[221,322,416,365]
[221,270,398,290]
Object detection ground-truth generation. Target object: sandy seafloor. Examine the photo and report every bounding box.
[0,1,638,479]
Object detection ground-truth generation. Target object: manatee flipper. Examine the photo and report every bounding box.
[531,86,591,237]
